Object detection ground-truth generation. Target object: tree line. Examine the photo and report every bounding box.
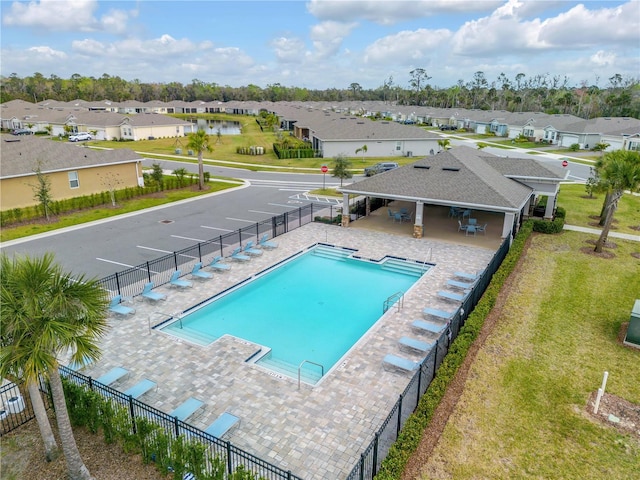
[1,70,638,119]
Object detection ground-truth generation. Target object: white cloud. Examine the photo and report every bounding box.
[28,45,68,59]
[363,28,453,65]
[271,36,307,63]
[309,21,357,58]
[2,0,134,33]
[307,0,501,24]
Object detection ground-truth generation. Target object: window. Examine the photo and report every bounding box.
[629,141,640,151]
[395,141,402,151]
[68,171,79,189]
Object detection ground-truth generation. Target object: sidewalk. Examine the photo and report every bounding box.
[563,224,640,242]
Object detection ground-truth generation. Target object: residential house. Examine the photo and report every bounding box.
[0,134,144,210]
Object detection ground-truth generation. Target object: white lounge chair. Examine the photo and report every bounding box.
[122,379,156,399]
[382,354,419,373]
[169,397,204,421]
[412,319,447,334]
[398,336,434,354]
[95,367,129,386]
[205,412,240,438]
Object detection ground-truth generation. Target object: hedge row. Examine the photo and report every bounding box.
[62,379,259,480]
[532,206,566,234]
[375,220,535,479]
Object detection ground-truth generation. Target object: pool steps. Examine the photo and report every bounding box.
[381,259,427,278]
[311,245,351,260]
[256,353,323,384]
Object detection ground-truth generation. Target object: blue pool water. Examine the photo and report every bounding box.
[161,246,427,382]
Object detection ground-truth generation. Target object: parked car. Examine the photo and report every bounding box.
[439,125,457,131]
[12,128,33,135]
[364,162,399,177]
[69,132,93,142]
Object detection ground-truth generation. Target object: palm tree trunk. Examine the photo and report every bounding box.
[598,192,612,226]
[594,191,621,253]
[27,379,60,461]
[198,153,204,190]
[49,368,94,480]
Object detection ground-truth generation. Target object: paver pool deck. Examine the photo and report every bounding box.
[77,220,496,479]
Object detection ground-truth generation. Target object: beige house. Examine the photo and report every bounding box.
[1,134,144,210]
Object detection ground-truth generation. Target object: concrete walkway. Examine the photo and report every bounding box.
[563,224,640,242]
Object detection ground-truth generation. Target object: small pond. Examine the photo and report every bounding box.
[192,119,242,135]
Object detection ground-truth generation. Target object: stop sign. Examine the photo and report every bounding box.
[562,160,568,167]
[321,165,328,173]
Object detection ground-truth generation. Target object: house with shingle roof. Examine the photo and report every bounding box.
[0,134,144,210]
[338,146,568,239]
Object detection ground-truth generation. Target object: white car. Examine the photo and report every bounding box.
[69,132,92,142]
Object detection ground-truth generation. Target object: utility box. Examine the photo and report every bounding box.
[623,299,640,348]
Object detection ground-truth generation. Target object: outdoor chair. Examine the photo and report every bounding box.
[108,295,135,316]
[454,271,480,281]
[466,224,477,236]
[230,247,250,262]
[169,397,204,421]
[169,270,193,288]
[437,289,470,302]
[207,255,231,271]
[382,354,420,374]
[122,379,157,399]
[398,336,434,354]
[412,319,447,335]
[258,234,278,249]
[387,208,395,220]
[423,307,456,320]
[457,220,468,232]
[95,367,129,386]
[447,279,475,290]
[476,223,488,235]
[205,412,240,439]
[243,240,263,256]
[141,282,166,302]
[191,262,213,280]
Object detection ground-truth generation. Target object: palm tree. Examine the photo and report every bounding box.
[0,253,109,480]
[186,129,213,190]
[593,151,640,253]
[437,139,451,152]
[355,144,368,163]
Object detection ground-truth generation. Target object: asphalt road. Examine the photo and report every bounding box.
[1,162,342,278]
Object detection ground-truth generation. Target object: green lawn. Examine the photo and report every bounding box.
[418,231,640,479]
[558,183,640,235]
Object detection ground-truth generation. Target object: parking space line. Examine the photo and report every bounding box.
[137,245,173,253]
[249,210,281,215]
[201,225,233,231]
[171,234,207,242]
[96,258,135,268]
[226,217,256,223]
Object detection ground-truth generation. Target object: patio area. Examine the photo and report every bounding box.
[351,201,505,250]
[73,221,497,479]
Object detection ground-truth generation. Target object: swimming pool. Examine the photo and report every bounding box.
[160,245,429,383]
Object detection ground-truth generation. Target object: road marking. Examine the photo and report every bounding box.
[269,202,301,208]
[226,217,256,223]
[137,245,173,253]
[96,258,135,268]
[278,188,312,192]
[249,209,281,215]
[171,235,207,242]
[201,225,233,231]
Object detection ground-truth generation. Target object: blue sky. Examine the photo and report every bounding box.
[1,0,638,90]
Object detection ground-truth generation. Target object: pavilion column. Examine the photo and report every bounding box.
[341,193,350,227]
[365,197,371,216]
[502,212,515,238]
[413,201,424,238]
[544,194,555,219]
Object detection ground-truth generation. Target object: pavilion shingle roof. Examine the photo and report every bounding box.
[341,146,566,211]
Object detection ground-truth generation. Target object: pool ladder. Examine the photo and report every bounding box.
[383,292,404,313]
[298,360,324,389]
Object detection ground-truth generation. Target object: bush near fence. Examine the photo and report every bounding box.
[61,368,302,480]
[374,221,534,480]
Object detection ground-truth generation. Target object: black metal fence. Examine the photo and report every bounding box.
[345,235,510,480]
[59,367,302,480]
[0,379,51,436]
[99,203,338,299]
